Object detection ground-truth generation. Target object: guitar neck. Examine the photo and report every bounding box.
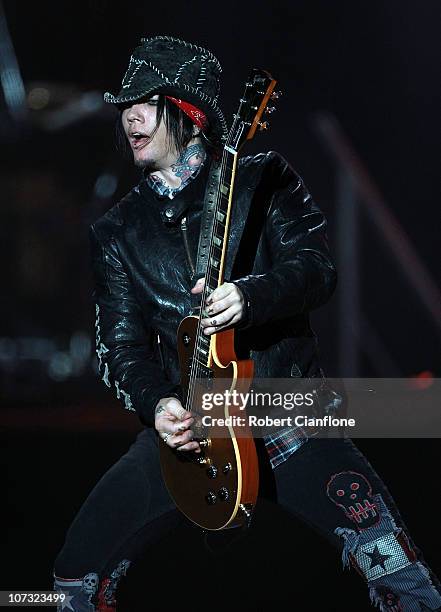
[204,148,238,295]
[193,68,278,371]
[192,148,237,371]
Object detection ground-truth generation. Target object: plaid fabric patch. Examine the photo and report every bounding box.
[264,426,308,468]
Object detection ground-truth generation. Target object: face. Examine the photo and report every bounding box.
[121,95,179,170]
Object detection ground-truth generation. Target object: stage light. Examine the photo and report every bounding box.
[27,87,50,110]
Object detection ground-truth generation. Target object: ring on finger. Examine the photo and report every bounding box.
[162,433,171,444]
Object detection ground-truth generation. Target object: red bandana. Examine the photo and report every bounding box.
[165,96,208,130]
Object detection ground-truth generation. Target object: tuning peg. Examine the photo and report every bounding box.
[265,106,276,114]
[258,121,269,131]
[270,90,282,100]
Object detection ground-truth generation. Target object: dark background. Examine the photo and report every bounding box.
[2,1,440,610]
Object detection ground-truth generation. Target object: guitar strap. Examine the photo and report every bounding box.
[185,156,223,314]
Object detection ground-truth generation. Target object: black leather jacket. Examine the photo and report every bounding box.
[90,151,337,427]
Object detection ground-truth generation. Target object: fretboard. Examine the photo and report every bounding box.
[193,148,238,369]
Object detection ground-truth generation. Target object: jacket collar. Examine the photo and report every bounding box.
[138,158,211,225]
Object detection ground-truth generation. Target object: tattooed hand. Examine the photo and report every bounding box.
[191,277,246,335]
[154,397,200,452]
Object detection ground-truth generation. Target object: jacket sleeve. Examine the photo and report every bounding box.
[90,223,181,427]
[232,152,337,329]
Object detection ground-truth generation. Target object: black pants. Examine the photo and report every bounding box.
[54,430,441,611]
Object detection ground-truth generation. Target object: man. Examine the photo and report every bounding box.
[54,36,441,611]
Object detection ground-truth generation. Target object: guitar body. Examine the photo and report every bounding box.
[159,316,259,530]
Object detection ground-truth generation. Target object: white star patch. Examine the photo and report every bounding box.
[353,532,412,581]
[59,592,74,611]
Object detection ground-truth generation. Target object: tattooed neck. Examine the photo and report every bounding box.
[149,143,206,193]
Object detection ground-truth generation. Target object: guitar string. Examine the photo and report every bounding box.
[186,127,237,422]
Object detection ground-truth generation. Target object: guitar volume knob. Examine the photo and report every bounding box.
[206,466,218,479]
[218,487,230,501]
[205,491,217,505]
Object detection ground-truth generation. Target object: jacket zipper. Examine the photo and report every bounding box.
[180,216,195,276]
[157,332,165,370]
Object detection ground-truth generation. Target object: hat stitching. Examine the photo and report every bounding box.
[122,58,171,90]
[140,35,222,74]
[196,59,208,88]
[122,58,141,90]
[120,58,134,91]
[173,56,198,83]
[105,84,220,110]
[108,81,220,109]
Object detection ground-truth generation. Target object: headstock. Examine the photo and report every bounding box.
[226,68,280,153]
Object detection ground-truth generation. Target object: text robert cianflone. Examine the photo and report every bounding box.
[201,389,314,411]
[200,415,356,428]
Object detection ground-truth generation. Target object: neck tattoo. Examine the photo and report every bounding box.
[147,143,206,199]
[170,143,206,184]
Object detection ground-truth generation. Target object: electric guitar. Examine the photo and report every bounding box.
[159,69,279,530]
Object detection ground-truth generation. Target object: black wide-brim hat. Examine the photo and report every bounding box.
[104,35,228,143]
